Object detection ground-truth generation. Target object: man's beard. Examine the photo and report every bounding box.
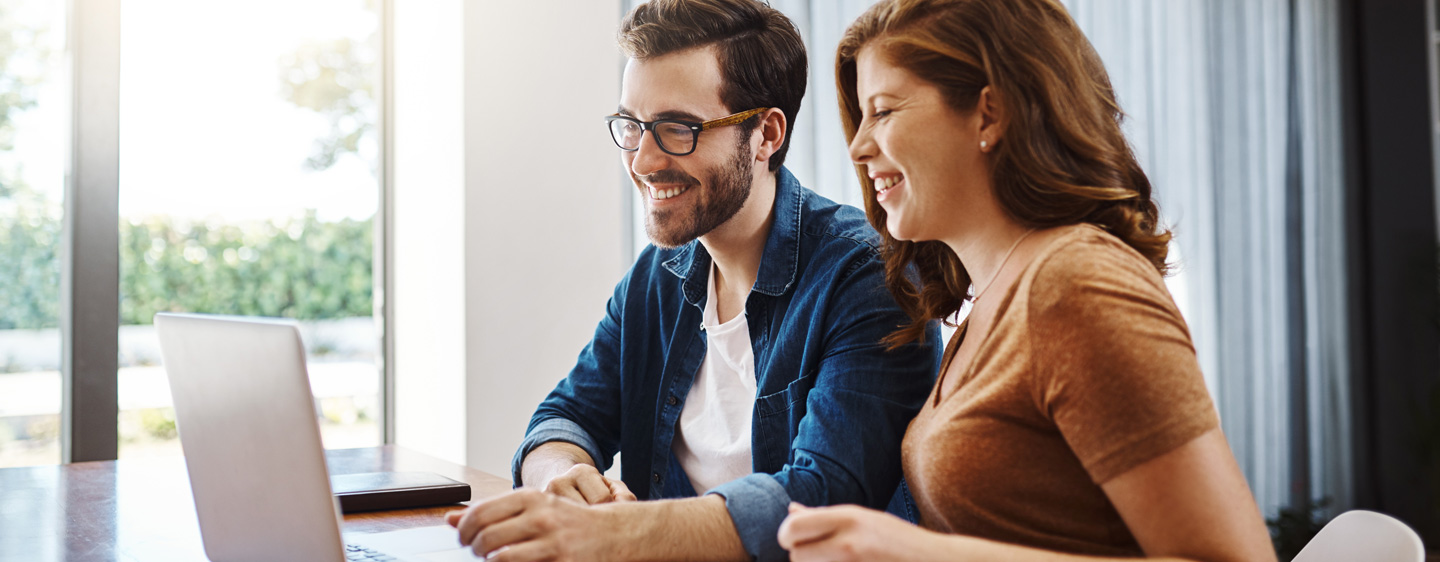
[639,139,754,249]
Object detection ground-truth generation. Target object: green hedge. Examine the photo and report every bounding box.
[0,185,61,330]
[120,211,373,325]
[0,197,373,329]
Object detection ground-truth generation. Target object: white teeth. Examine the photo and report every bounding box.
[651,185,690,200]
[874,176,902,192]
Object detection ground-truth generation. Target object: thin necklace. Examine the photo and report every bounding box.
[972,228,1037,303]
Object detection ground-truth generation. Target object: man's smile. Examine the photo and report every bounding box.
[648,183,695,200]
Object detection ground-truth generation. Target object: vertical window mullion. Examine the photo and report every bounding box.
[379,0,397,445]
[61,0,120,463]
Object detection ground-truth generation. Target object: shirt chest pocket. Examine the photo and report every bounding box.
[751,370,816,471]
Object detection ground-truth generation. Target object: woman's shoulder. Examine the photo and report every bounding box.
[1017,223,1174,315]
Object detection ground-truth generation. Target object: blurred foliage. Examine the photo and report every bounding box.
[0,182,60,330]
[277,0,379,173]
[120,210,373,325]
[0,2,379,331]
[0,0,60,330]
[1267,498,1331,561]
[137,408,177,441]
[0,2,61,330]
[1,182,373,329]
[0,414,57,452]
[0,0,48,154]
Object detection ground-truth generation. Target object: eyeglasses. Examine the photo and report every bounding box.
[604,107,769,156]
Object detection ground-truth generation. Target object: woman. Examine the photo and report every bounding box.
[777,0,1277,560]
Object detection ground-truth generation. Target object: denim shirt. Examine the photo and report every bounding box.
[512,167,940,561]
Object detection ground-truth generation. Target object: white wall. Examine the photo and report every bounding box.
[463,0,627,476]
[393,0,467,465]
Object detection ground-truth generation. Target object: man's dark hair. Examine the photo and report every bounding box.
[619,0,807,172]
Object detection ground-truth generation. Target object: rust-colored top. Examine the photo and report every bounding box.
[901,224,1219,556]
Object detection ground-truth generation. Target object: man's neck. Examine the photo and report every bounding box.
[698,170,778,322]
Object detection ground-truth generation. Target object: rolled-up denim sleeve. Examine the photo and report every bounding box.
[714,252,941,561]
[707,474,792,560]
[510,417,607,488]
[510,273,631,488]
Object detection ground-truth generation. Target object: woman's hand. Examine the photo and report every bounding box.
[778,503,952,562]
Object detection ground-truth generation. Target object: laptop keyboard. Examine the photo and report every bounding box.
[346,543,402,561]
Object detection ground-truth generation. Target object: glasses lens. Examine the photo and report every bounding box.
[609,118,643,150]
[654,122,696,155]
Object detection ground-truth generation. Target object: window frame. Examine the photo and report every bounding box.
[59,0,396,463]
[62,0,121,463]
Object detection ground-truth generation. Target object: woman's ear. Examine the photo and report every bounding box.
[754,108,788,164]
[977,86,1005,149]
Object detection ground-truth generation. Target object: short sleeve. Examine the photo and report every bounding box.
[1027,237,1219,484]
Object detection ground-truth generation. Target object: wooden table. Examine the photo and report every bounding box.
[0,446,512,562]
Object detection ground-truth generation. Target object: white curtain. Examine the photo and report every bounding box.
[620,0,1352,519]
[766,0,880,209]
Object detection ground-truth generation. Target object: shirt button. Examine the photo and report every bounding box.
[667,395,679,406]
[653,473,662,483]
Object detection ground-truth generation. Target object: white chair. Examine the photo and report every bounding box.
[1292,510,1426,562]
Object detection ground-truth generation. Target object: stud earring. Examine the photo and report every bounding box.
[980,140,988,150]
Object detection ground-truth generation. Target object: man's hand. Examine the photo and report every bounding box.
[447,492,747,562]
[446,489,626,562]
[544,464,636,505]
[778,503,948,562]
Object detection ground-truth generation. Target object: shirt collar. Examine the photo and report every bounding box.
[661,166,804,306]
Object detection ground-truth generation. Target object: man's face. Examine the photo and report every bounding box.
[618,46,755,249]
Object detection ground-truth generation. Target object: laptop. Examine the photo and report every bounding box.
[154,313,482,562]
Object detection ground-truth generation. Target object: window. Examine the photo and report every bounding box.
[2,0,390,466]
[0,0,65,468]
[116,0,385,458]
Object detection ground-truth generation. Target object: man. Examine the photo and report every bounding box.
[447,1,939,560]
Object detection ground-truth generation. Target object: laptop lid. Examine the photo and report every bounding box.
[155,313,346,562]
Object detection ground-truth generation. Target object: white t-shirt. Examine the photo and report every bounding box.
[672,264,757,494]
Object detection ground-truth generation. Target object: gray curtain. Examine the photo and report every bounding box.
[620,0,1352,519]
[1065,0,1351,517]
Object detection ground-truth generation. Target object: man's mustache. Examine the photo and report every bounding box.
[637,169,701,186]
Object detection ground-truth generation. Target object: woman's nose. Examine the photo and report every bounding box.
[848,126,876,164]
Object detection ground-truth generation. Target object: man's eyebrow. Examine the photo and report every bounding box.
[653,110,703,122]
[613,106,704,122]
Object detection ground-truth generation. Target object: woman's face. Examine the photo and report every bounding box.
[848,46,991,243]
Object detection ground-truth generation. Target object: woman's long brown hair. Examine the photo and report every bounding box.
[836,0,1172,348]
